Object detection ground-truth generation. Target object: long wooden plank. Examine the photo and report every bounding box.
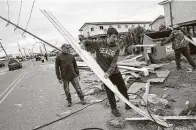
[125,116,196,121]
[185,36,196,46]
[118,66,149,76]
[133,44,157,47]
[44,12,168,127]
[141,82,150,105]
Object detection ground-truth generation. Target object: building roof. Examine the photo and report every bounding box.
[149,15,165,26]
[158,0,171,5]
[144,30,171,39]
[79,21,151,31]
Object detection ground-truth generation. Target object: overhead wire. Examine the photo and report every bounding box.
[6,0,10,26]
[32,98,107,130]
[22,0,35,37]
[14,0,23,31]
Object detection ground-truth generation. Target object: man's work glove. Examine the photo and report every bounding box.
[104,72,110,79]
[81,43,86,50]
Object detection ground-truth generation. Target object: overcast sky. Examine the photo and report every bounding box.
[0,0,164,57]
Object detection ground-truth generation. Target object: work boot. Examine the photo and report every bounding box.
[193,66,196,71]
[111,109,121,117]
[80,99,86,105]
[125,104,132,110]
[177,67,182,71]
[67,101,72,107]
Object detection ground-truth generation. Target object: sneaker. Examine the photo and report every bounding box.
[125,104,132,110]
[67,101,72,107]
[81,99,86,105]
[111,109,121,117]
[193,66,196,70]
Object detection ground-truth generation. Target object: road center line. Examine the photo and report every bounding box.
[0,70,28,104]
[0,70,26,98]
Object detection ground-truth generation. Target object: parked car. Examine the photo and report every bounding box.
[35,55,41,61]
[0,61,5,68]
[8,58,22,71]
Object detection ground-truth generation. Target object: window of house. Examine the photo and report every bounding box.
[118,25,121,28]
[138,24,140,27]
[91,27,94,31]
[125,25,128,28]
[143,24,146,27]
[100,26,103,30]
[109,25,112,28]
[132,24,135,27]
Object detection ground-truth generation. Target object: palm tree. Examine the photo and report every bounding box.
[133,26,146,53]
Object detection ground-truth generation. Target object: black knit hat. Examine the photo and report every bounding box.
[61,44,70,48]
[107,27,118,36]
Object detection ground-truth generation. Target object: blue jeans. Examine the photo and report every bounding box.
[63,77,84,102]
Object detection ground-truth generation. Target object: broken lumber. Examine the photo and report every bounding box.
[133,44,157,47]
[125,116,196,121]
[141,82,150,105]
[129,71,141,79]
[123,54,142,60]
[118,66,149,76]
[147,78,165,83]
[128,82,146,94]
[155,70,171,78]
[184,36,196,46]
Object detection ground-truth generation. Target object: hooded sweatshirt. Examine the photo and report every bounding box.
[83,39,120,76]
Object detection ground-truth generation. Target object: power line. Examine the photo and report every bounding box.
[22,0,35,36]
[5,0,10,26]
[6,0,10,21]
[0,16,61,52]
[14,0,23,31]
[17,0,23,26]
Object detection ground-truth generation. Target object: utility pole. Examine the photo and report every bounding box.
[42,43,47,55]
[17,41,23,58]
[0,39,9,60]
[40,45,43,55]
[169,0,173,26]
[0,16,61,52]
[22,48,27,58]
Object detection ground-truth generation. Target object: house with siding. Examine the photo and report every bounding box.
[78,21,151,40]
[159,0,196,37]
[149,15,165,31]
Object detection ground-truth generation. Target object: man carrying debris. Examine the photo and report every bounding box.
[55,44,86,107]
[81,27,131,117]
[161,25,196,71]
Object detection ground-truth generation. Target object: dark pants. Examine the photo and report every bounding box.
[63,78,84,102]
[175,47,196,70]
[104,73,129,110]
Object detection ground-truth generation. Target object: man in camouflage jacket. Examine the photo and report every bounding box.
[161,25,196,70]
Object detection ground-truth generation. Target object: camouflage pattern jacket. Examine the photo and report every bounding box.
[163,29,189,50]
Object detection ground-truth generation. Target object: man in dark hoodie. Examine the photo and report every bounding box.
[81,27,131,117]
[55,44,85,107]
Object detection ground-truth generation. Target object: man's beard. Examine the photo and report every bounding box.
[108,41,116,46]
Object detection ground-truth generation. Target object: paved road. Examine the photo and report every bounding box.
[0,59,140,130]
